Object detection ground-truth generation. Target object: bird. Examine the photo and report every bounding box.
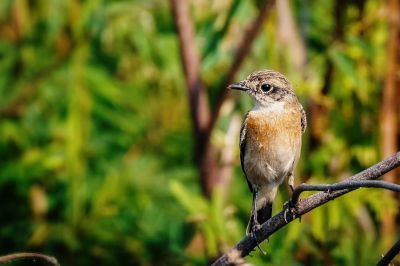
[229,69,306,235]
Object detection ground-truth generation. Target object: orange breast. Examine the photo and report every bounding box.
[243,105,303,187]
[246,109,301,149]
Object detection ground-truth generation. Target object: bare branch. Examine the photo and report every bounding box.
[291,180,400,203]
[210,0,275,130]
[211,152,400,266]
[170,0,221,197]
[0,252,60,266]
[377,239,400,266]
[170,0,211,135]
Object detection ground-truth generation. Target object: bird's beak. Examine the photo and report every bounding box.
[228,81,248,91]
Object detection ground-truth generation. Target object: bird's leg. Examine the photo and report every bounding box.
[252,191,261,232]
[284,173,299,223]
[283,202,296,223]
[250,191,266,255]
[288,173,295,193]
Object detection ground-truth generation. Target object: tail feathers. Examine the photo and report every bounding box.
[246,202,273,235]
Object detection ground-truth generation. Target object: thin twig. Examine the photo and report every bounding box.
[292,180,400,203]
[0,252,60,265]
[211,151,400,266]
[377,239,400,266]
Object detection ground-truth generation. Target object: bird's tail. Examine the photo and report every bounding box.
[246,195,273,235]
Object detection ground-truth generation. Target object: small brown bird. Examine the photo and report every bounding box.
[229,70,306,235]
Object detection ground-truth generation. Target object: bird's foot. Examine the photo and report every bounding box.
[252,221,261,232]
[289,183,295,194]
[283,200,299,223]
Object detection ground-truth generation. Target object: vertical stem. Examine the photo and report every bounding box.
[169,0,211,132]
[380,0,400,248]
[170,0,218,197]
[170,0,275,197]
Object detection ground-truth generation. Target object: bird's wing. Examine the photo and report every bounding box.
[240,112,253,192]
[300,105,307,133]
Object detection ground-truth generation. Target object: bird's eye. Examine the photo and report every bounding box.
[261,83,274,93]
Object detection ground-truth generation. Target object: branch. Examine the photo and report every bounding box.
[170,0,218,197]
[377,239,400,266]
[210,0,275,130]
[0,252,60,266]
[211,151,400,266]
[291,180,400,203]
[170,0,211,135]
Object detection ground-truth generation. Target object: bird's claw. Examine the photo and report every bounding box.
[283,200,298,223]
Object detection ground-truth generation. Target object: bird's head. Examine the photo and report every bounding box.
[229,70,296,107]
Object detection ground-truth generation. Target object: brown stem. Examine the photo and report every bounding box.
[170,0,219,197]
[380,0,400,248]
[170,0,275,197]
[381,0,400,188]
[169,0,211,134]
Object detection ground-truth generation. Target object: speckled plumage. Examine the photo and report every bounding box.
[230,69,306,235]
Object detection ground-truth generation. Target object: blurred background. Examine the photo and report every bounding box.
[0,0,399,265]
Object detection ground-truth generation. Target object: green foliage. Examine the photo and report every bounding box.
[0,0,396,265]
[171,181,242,258]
